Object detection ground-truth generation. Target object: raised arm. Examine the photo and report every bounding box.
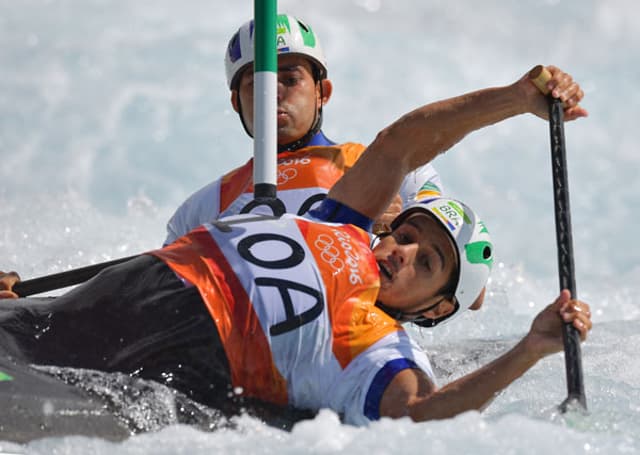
[328,65,587,220]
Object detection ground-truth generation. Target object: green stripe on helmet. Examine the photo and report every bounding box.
[277,14,290,34]
[449,201,472,224]
[465,241,494,269]
[226,14,327,88]
[299,25,317,48]
[0,370,14,381]
[276,15,316,48]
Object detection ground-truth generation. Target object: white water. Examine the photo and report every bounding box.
[1,0,639,453]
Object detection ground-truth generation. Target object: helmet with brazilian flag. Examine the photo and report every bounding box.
[390,197,494,327]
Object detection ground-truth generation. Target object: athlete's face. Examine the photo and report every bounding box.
[374,213,459,320]
[232,54,332,145]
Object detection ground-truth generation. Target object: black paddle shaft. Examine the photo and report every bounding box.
[13,255,138,297]
[548,98,587,411]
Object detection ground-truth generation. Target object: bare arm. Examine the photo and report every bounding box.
[380,291,592,421]
[372,193,403,234]
[328,66,587,220]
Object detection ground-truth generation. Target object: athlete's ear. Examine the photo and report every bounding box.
[230,90,240,113]
[422,297,456,320]
[319,79,333,106]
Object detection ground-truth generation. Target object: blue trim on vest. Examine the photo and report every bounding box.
[308,198,373,232]
[307,130,336,147]
[364,358,419,421]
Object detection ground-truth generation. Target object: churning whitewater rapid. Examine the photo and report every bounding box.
[1,0,639,453]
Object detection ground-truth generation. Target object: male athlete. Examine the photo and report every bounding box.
[0,65,590,425]
[163,13,444,245]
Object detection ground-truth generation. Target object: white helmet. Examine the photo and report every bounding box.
[389,197,494,327]
[225,14,328,89]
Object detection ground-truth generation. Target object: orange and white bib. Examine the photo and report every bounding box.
[152,213,434,425]
[164,143,443,245]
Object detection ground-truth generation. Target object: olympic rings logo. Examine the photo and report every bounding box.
[277,167,298,184]
[313,233,345,273]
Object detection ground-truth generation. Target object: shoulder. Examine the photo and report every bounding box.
[164,180,222,245]
[365,331,435,420]
[378,366,436,419]
[173,179,221,216]
[337,329,434,424]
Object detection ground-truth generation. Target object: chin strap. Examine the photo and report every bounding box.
[236,96,253,138]
[411,300,460,328]
[374,298,451,326]
[376,297,444,325]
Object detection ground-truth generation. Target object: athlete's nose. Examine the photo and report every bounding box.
[276,80,286,101]
[392,242,418,267]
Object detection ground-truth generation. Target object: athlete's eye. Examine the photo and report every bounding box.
[394,231,414,245]
[240,72,255,87]
[396,233,408,244]
[419,254,432,272]
[281,76,300,87]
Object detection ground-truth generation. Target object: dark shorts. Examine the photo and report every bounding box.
[0,255,232,407]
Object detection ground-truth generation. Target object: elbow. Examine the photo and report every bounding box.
[368,125,413,170]
[370,126,398,154]
[371,117,454,171]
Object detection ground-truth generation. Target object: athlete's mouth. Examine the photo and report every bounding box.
[277,110,289,125]
[377,260,393,281]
